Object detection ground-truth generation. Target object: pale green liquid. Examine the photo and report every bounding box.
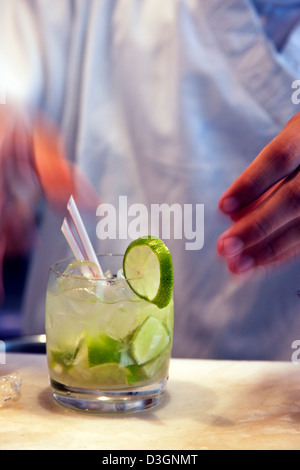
[46,274,173,390]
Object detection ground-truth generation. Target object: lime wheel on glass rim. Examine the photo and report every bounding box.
[123,236,173,309]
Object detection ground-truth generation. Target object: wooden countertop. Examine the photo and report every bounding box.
[1,353,300,450]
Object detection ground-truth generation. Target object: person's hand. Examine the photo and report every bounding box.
[217,112,300,274]
[0,110,40,258]
[0,109,99,300]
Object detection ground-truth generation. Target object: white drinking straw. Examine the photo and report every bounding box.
[62,195,105,278]
[61,218,85,261]
[61,217,96,278]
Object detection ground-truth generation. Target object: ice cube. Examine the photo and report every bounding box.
[101,279,121,303]
[95,277,133,303]
[104,269,114,279]
[117,268,125,279]
[103,305,137,340]
[63,260,100,279]
[55,260,101,296]
[0,373,22,407]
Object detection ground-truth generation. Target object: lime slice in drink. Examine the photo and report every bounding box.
[50,338,83,371]
[143,352,170,379]
[123,236,173,309]
[50,348,77,371]
[131,316,170,365]
[87,363,129,387]
[86,334,121,367]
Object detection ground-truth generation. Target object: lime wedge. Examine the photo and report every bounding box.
[123,236,173,309]
[50,339,83,370]
[131,316,170,365]
[50,348,77,370]
[68,361,129,389]
[88,363,129,387]
[86,334,121,367]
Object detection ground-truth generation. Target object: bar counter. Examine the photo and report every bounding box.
[1,353,300,450]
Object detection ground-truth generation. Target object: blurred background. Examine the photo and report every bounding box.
[1,0,300,361]
[0,255,28,339]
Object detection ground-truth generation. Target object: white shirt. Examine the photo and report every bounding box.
[1,0,300,360]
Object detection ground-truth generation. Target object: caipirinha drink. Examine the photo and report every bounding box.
[46,236,174,413]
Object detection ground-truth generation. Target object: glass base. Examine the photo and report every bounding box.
[50,378,167,414]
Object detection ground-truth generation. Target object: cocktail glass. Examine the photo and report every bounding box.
[45,254,173,413]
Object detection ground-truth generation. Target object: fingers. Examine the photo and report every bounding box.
[225,219,300,274]
[219,168,300,251]
[219,113,300,215]
[218,113,300,274]
[217,170,300,273]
